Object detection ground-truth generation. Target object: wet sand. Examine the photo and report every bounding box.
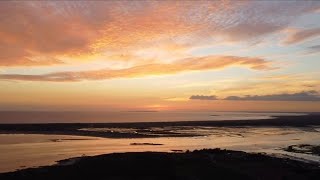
[1,149,319,180]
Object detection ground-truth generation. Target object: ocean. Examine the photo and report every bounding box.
[0,111,304,123]
[0,111,319,173]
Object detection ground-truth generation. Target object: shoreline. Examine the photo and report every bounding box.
[0,114,320,139]
[1,149,319,180]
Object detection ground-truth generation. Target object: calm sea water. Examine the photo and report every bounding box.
[0,111,305,123]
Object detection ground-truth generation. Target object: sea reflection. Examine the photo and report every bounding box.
[79,126,311,138]
[0,126,320,173]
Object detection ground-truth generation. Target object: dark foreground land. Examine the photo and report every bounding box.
[0,114,320,138]
[1,149,319,180]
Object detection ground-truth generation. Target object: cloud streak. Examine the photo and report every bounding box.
[190,91,320,101]
[224,91,320,101]
[189,95,217,100]
[283,28,320,45]
[305,44,320,54]
[0,55,273,82]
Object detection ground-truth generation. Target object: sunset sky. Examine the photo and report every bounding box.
[0,1,320,112]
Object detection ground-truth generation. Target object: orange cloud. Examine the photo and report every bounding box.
[0,55,273,81]
[0,1,232,66]
[0,2,100,66]
[0,1,318,67]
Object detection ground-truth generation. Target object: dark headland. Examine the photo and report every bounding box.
[0,149,319,180]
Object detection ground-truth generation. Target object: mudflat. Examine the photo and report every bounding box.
[0,114,320,138]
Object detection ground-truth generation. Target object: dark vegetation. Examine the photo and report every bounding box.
[1,149,319,180]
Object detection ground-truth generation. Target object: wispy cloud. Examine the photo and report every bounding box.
[282,28,320,45]
[189,95,217,100]
[305,44,320,54]
[189,91,320,101]
[0,55,273,82]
